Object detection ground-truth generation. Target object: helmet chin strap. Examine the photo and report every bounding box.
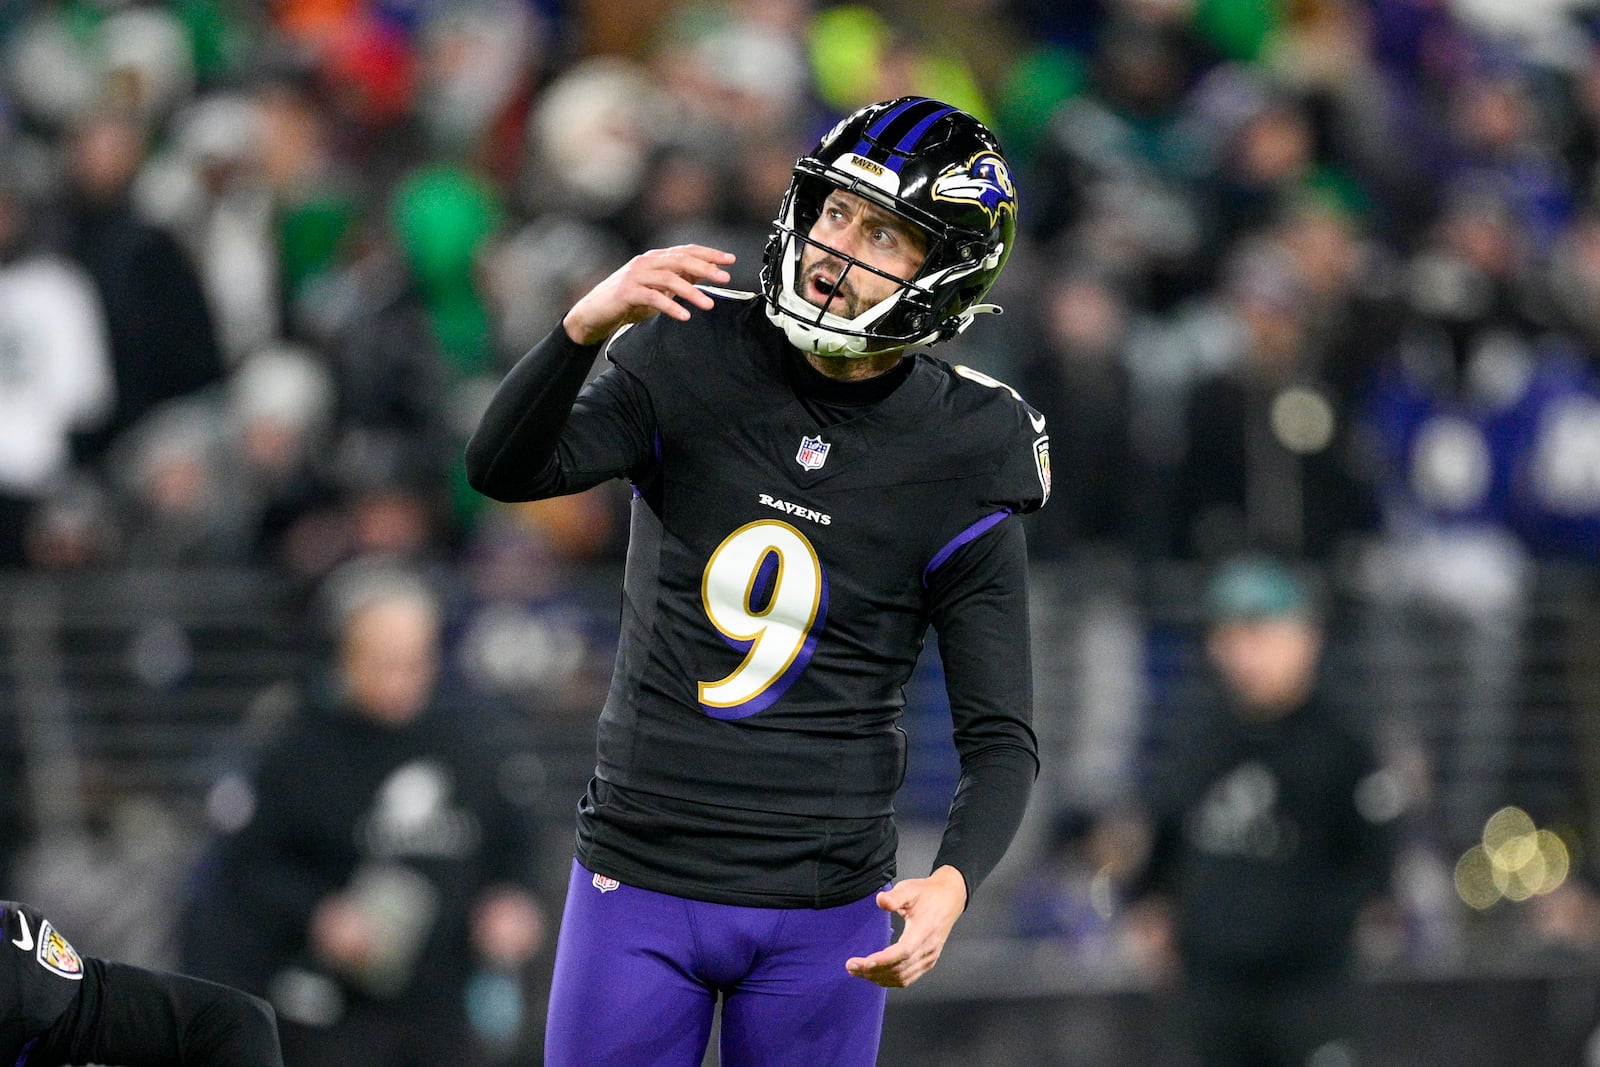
[964,303,1003,323]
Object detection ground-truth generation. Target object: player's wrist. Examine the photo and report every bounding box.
[929,864,969,907]
[561,308,616,347]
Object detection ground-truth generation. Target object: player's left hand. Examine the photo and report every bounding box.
[845,864,968,988]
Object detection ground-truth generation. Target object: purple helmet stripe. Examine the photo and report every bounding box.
[892,105,957,156]
[863,97,927,140]
[849,97,951,165]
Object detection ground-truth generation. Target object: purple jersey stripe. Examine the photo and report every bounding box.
[923,509,1011,587]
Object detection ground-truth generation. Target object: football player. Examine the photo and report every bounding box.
[467,96,1047,1067]
[1,900,282,1066]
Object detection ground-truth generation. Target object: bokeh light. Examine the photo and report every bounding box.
[1454,806,1570,910]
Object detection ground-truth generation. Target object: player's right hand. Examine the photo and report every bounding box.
[562,245,736,345]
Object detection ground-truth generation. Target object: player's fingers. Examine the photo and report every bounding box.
[658,244,737,267]
[875,885,914,914]
[846,924,931,975]
[615,284,696,321]
[628,267,723,310]
[615,272,719,318]
[637,246,735,285]
[846,942,909,974]
[845,943,938,988]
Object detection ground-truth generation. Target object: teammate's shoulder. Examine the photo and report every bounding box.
[2,900,87,980]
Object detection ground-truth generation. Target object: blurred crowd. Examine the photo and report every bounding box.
[7,0,1600,1058]
[2,0,1598,583]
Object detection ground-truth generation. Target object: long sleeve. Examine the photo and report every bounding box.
[465,328,655,501]
[34,959,281,1067]
[925,517,1040,899]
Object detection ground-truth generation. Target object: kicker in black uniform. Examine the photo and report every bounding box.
[467,96,1048,1067]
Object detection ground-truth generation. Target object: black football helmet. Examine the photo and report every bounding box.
[760,97,1018,356]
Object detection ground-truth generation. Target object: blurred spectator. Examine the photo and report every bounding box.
[1352,186,1553,846]
[253,75,366,339]
[386,161,508,523]
[413,0,550,170]
[216,344,340,567]
[518,56,667,228]
[0,160,113,568]
[650,0,813,141]
[1271,197,1406,412]
[62,110,226,464]
[112,400,247,567]
[1547,209,1600,358]
[141,92,282,365]
[1021,12,1215,306]
[3,2,196,131]
[1442,65,1575,255]
[451,506,620,721]
[1125,555,1397,1067]
[389,163,501,384]
[22,477,122,571]
[180,561,546,1067]
[305,195,458,541]
[1260,0,1440,244]
[1193,71,1335,259]
[1012,265,1149,559]
[1172,238,1380,561]
[276,442,457,592]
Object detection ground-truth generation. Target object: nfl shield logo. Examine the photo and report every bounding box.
[796,435,831,471]
[592,873,620,893]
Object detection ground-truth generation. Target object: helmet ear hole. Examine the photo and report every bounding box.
[760,97,1017,357]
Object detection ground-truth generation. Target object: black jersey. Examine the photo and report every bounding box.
[467,293,1047,907]
[2,901,282,1067]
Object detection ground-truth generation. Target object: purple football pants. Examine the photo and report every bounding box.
[545,860,891,1067]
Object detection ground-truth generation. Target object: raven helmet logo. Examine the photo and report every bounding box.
[931,152,1016,228]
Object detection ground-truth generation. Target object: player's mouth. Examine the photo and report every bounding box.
[803,267,857,317]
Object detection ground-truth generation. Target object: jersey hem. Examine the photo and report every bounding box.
[573,845,891,911]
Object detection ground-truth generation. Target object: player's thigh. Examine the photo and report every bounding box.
[717,893,890,1067]
[544,861,716,1067]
